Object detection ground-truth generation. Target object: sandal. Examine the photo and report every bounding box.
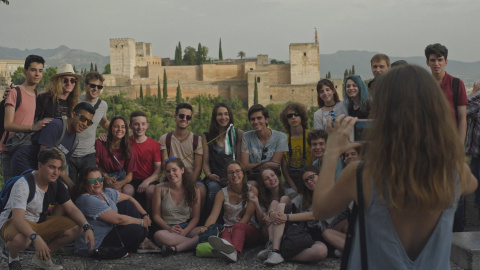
[161,245,177,257]
[137,239,162,254]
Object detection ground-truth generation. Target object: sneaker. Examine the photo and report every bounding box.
[208,236,236,254]
[264,251,284,266]
[211,248,238,263]
[31,255,63,270]
[334,249,343,258]
[257,241,273,261]
[8,260,22,270]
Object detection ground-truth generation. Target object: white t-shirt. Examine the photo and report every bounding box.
[0,176,45,232]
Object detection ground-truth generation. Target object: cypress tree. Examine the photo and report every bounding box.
[157,76,162,106]
[176,81,182,104]
[90,62,94,72]
[163,69,168,104]
[219,39,223,60]
[352,65,355,75]
[94,64,98,72]
[254,77,258,105]
[344,69,348,81]
[139,84,143,99]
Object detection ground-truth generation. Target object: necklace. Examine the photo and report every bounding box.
[323,103,335,108]
[174,132,190,142]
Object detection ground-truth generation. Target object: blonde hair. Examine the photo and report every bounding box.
[45,76,80,114]
[364,65,465,212]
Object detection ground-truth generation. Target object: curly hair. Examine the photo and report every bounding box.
[256,167,285,209]
[279,102,308,131]
[106,116,131,160]
[165,159,197,207]
[44,76,80,115]
[316,79,340,108]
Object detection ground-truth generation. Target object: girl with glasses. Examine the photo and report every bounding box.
[200,161,260,263]
[73,166,158,257]
[313,79,348,131]
[95,116,137,193]
[151,158,201,256]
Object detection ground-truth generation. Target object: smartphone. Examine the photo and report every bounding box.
[349,119,373,143]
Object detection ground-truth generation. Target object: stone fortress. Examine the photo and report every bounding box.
[0,59,24,87]
[104,31,344,107]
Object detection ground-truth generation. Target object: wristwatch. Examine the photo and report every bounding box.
[30,233,38,241]
[141,214,149,218]
[83,223,94,232]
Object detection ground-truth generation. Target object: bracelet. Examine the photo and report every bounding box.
[286,214,290,221]
[141,219,144,227]
[141,213,149,218]
[82,223,94,232]
[31,124,35,132]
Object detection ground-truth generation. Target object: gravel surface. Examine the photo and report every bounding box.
[0,245,464,269]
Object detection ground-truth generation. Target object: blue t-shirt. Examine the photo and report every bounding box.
[75,188,119,256]
[312,157,344,181]
[11,118,76,176]
[241,129,288,163]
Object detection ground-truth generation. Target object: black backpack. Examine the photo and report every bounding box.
[0,87,37,144]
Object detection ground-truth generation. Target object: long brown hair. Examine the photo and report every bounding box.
[45,76,80,114]
[106,116,131,159]
[165,159,197,207]
[364,65,465,212]
[300,166,318,210]
[316,79,340,108]
[257,167,285,209]
[226,161,249,211]
[208,103,235,139]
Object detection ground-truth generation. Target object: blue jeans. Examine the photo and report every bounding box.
[205,181,223,218]
[1,151,13,184]
[68,153,96,183]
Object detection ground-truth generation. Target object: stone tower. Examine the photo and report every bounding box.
[110,38,136,79]
[289,42,320,85]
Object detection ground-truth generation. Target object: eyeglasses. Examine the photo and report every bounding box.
[261,147,268,160]
[88,83,104,90]
[88,177,104,184]
[77,113,93,126]
[177,114,192,121]
[165,156,177,163]
[303,174,317,183]
[63,78,77,84]
[227,169,243,176]
[286,112,300,119]
[329,110,336,122]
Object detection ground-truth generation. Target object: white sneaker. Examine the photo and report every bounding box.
[31,255,63,270]
[264,251,284,266]
[208,236,236,254]
[211,248,238,263]
[257,241,272,261]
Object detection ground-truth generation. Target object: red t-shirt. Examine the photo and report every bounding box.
[129,136,161,181]
[440,72,467,126]
[95,139,137,174]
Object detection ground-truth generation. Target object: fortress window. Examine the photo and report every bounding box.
[115,46,118,48]
[257,77,260,83]
[270,95,272,100]
[250,68,253,70]
[304,52,306,56]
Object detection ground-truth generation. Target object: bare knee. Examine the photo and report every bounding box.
[122,184,135,196]
[311,242,328,260]
[154,230,171,246]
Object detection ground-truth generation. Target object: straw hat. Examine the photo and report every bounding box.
[49,64,83,82]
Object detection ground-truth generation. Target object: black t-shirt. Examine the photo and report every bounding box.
[35,93,70,120]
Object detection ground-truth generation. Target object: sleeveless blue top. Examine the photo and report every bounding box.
[347,183,458,270]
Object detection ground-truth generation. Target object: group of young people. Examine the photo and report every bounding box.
[0,41,479,270]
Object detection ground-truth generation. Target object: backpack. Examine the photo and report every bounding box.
[0,169,36,214]
[165,132,199,157]
[0,169,59,222]
[0,87,37,145]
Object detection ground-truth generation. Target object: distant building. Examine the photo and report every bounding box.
[104,34,344,107]
[0,59,24,87]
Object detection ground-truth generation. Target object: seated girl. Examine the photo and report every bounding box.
[152,158,201,256]
[200,161,260,263]
[95,116,136,192]
[258,166,345,265]
[73,167,158,257]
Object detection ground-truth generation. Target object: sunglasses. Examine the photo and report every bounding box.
[177,114,192,121]
[329,110,336,122]
[303,174,316,183]
[286,112,300,119]
[88,83,104,90]
[77,114,93,126]
[88,177,104,184]
[165,156,177,163]
[63,78,77,84]
[261,147,268,160]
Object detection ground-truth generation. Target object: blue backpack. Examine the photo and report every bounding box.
[0,169,36,214]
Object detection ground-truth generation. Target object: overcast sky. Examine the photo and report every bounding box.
[1,0,479,62]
